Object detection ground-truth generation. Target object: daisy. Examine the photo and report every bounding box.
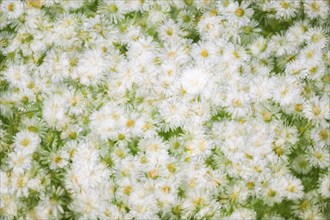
[305,27,328,50]
[291,154,312,175]
[224,89,251,118]
[307,145,330,169]
[177,9,196,29]
[42,94,70,129]
[269,34,296,56]
[3,64,30,88]
[304,0,329,19]
[318,174,330,198]
[49,150,69,170]
[286,20,309,44]
[14,130,41,155]
[73,49,107,86]
[191,41,217,65]
[197,15,222,41]
[59,0,84,11]
[272,76,301,107]
[159,42,189,66]
[98,0,124,23]
[180,67,209,96]
[311,126,329,147]
[0,31,12,51]
[158,19,187,43]
[262,182,285,206]
[240,20,262,43]
[11,172,31,197]
[8,151,32,174]
[283,175,304,200]
[0,1,24,19]
[227,208,256,220]
[299,47,323,64]
[299,206,325,220]
[304,63,326,80]
[274,0,299,19]
[147,1,171,24]
[250,36,270,57]
[72,193,105,219]
[303,96,329,126]
[224,1,254,26]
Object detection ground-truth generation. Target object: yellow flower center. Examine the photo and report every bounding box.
[126,119,135,127]
[69,131,77,139]
[309,66,318,74]
[210,9,217,16]
[262,111,272,122]
[167,163,176,173]
[28,126,38,132]
[275,147,284,156]
[246,181,255,190]
[299,200,309,211]
[118,133,125,140]
[21,138,30,147]
[319,129,328,141]
[268,189,277,197]
[17,177,25,188]
[311,34,321,43]
[8,3,15,12]
[232,99,242,107]
[287,185,296,193]
[235,8,245,17]
[298,159,308,168]
[108,4,118,13]
[306,51,315,59]
[200,49,209,58]
[147,169,158,179]
[162,186,171,193]
[311,2,320,12]
[166,28,174,36]
[312,105,321,116]
[280,1,290,9]
[115,149,125,158]
[54,155,62,164]
[233,50,240,59]
[172,141,180,149]
[167,51,176,58]
[27,0,43,9]
[294,104,303,112]
[124,186,132,195]
[192,197,204,206]
[314,151,323,160]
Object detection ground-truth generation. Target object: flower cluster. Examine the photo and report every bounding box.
[0,0,329,219]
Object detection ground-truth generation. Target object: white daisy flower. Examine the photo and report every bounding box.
[180,67,209,96]
[307,145,330,169]
[303,96,330,126]
[304,0,329,19]
[318,174,330,198]
[0,1,24,19]
[14,130,41,155]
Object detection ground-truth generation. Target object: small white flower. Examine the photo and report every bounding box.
[227,208,256,220]
[304,0,329,19]
[49,150,69,169]
[0,1,24,19]
[307,145,330,169]
[291,154,312,174]
[318,174,330,198]
[303,96,330,126]
[283,175,304,200]
[14,130,40,155]
[180,67,209,96]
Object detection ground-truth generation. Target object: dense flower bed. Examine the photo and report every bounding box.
[0,0,329,219]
